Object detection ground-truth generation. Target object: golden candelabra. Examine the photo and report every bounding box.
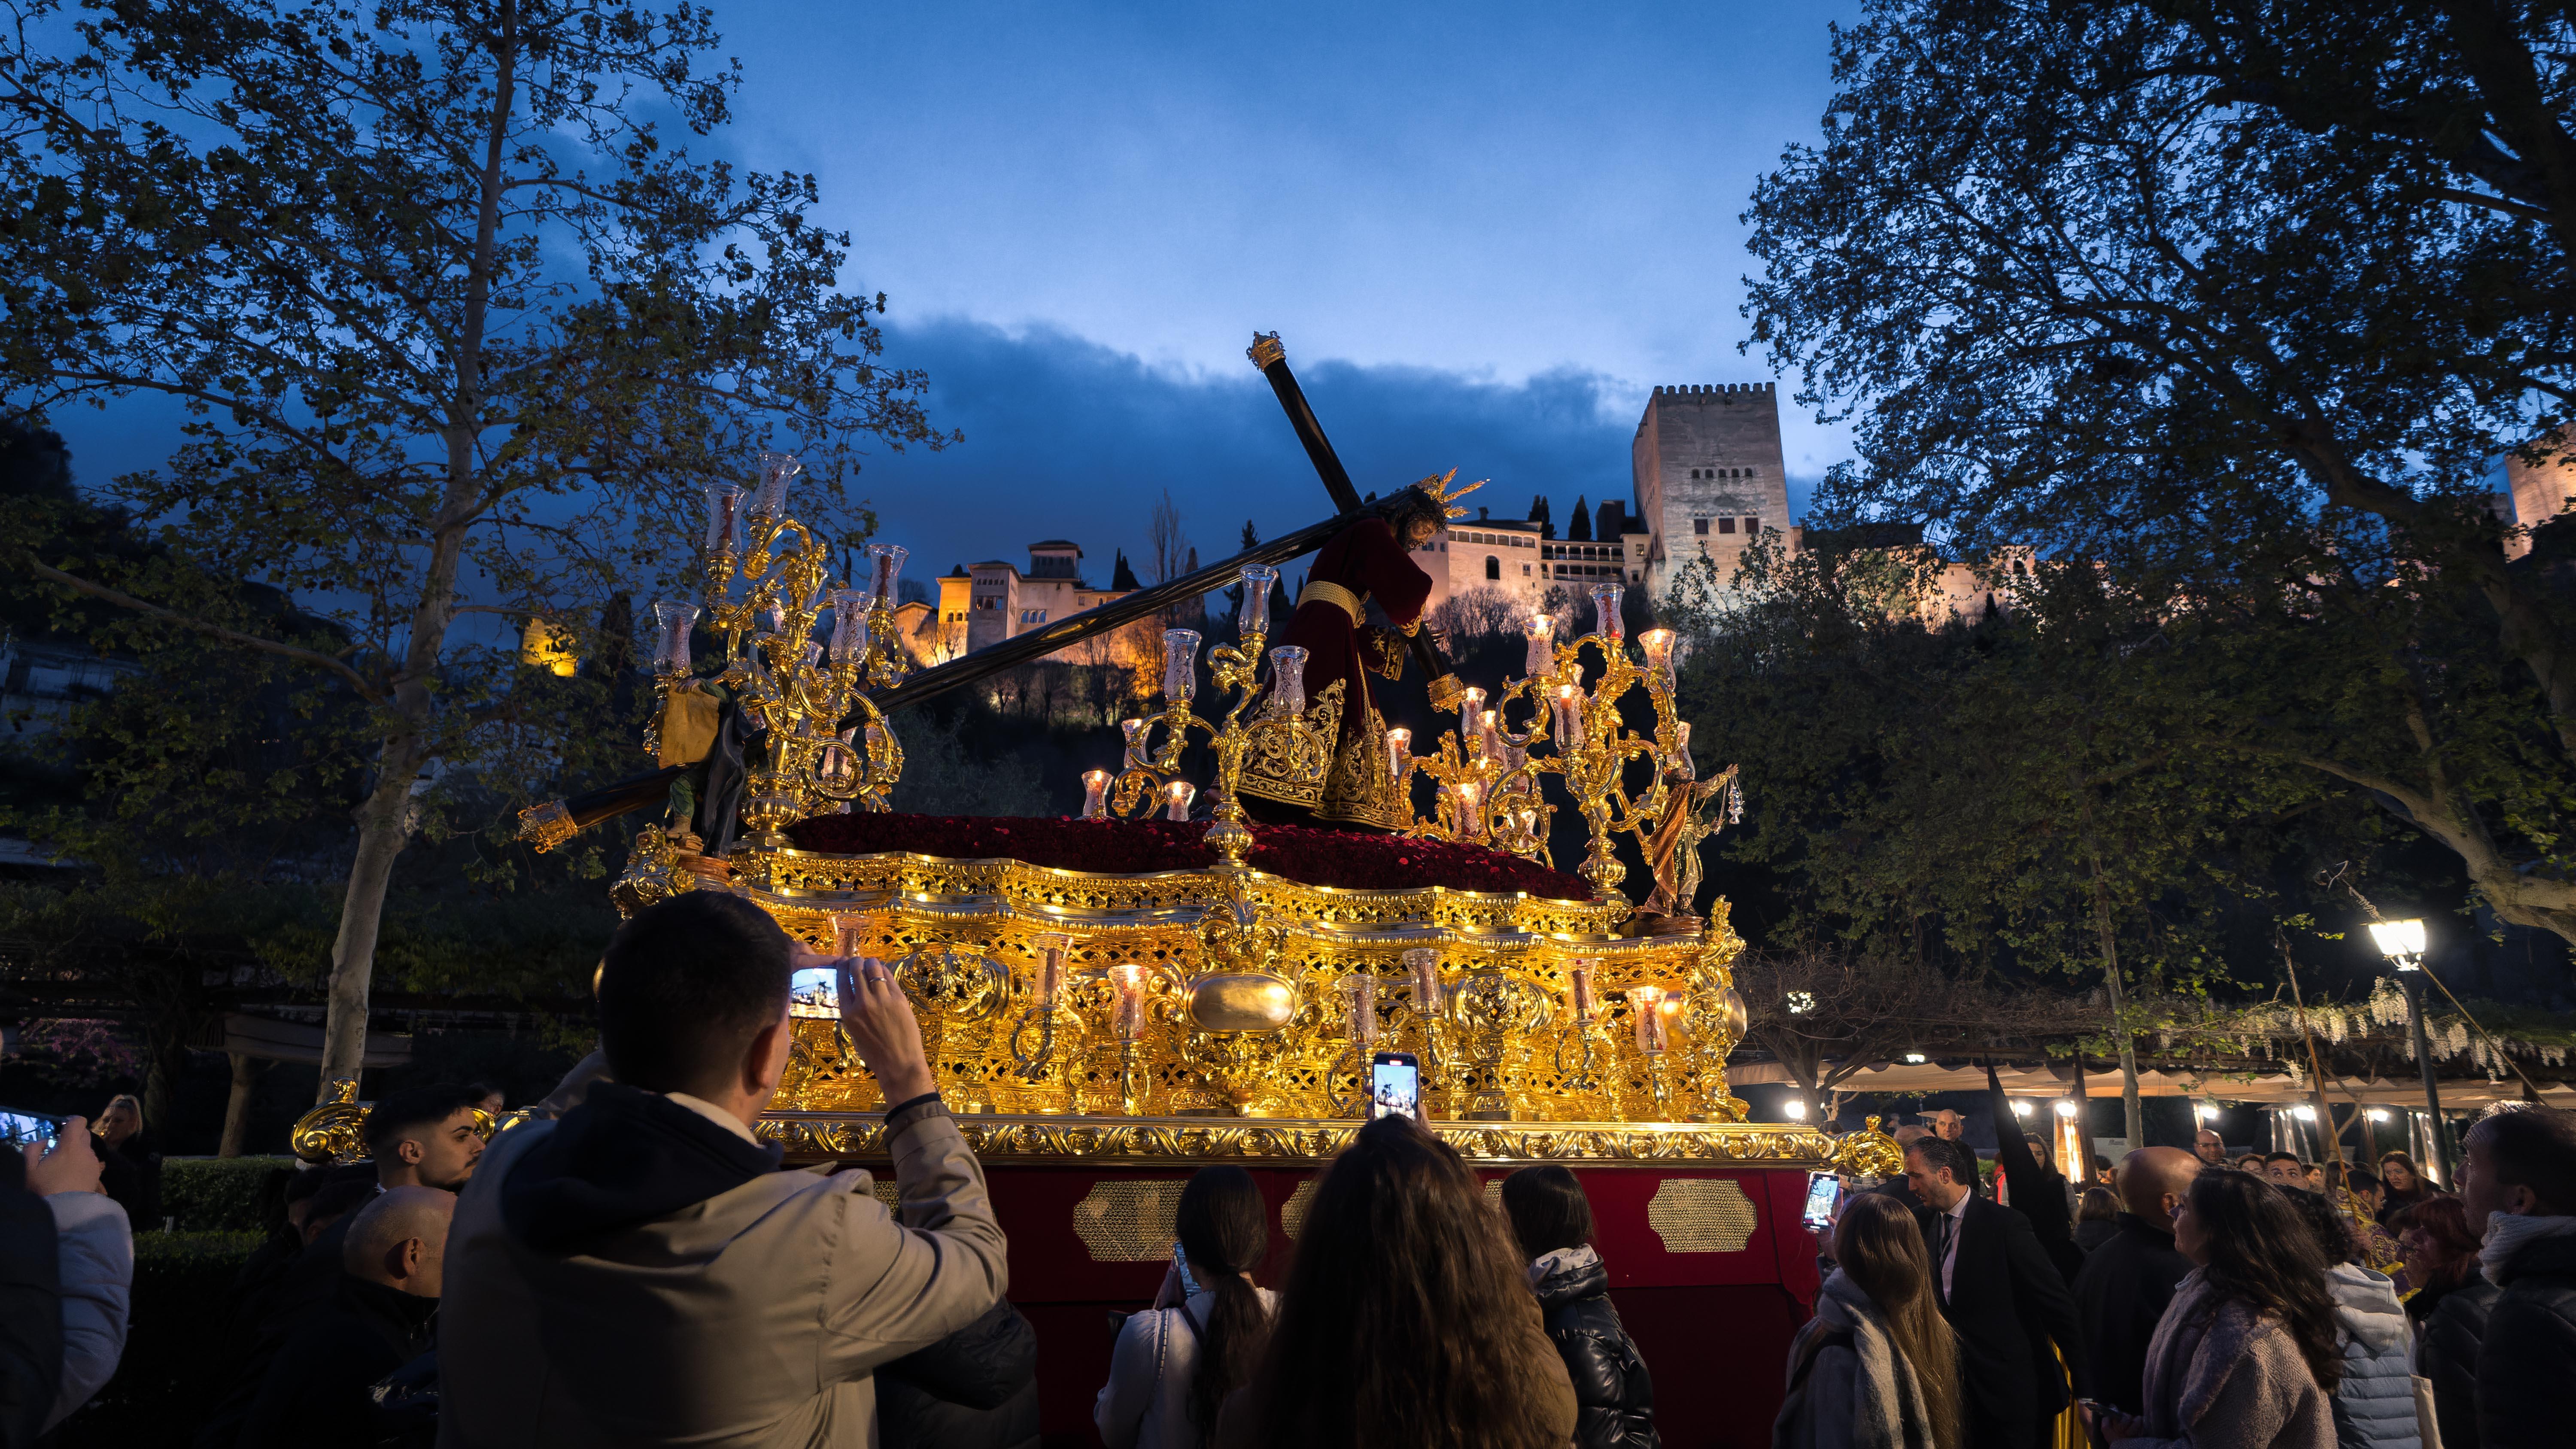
[1103,564,1331,867]
[696,453,910,849]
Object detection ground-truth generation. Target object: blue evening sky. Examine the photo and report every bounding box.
[60,2,1865,592]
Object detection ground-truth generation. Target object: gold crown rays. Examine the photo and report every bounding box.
[1415,468,1485,519]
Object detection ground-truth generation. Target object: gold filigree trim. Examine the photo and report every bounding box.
[1072,1179,1193,1261]
[756,1112,1849,1166]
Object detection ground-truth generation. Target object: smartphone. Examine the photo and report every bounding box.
[0,1112,59,1153]
[1369,1051,1422,1121]
[1173,1239,1201,1297]
[1800,1169,1843,1231]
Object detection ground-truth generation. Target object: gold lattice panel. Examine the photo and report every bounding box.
[1281,1178,1318,1239]
[1644,1177,1759,1253]
[1071,1179,1193,1261]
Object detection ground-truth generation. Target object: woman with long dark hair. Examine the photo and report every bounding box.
[2375,1154,2431,1226]
[1774,1191,1964,1449]
[1502,1164,1659,1449]
[1097,1166,1277,1449]
[2099,1170,2341,1449]
[1214,1115,1574,1449]
[2393,1196,2495,1449]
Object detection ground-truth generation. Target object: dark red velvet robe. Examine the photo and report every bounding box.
[1279,516,1435,757]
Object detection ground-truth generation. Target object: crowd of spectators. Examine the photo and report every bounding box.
[7,887,2576,1449]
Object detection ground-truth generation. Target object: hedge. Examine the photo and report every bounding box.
[160,1155,294,1233]
[56,1230,264,1449]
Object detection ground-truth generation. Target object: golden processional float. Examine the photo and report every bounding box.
[468,337,1899,1188]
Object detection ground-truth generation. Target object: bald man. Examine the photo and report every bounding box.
[2070,1147,2203,1416]
[238,1187,451,1447]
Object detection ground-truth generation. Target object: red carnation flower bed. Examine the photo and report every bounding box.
[784,813,1592,900]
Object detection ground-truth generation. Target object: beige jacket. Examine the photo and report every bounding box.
[436,1095,1007,1449]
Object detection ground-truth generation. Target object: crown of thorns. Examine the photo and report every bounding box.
[1412,469,1485,519]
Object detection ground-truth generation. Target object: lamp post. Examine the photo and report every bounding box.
[2368,918,2450,1185]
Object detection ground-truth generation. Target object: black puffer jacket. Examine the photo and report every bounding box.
[2476,1225,2576,1449]
[1530,1247,1659,1449]
[875,1297,1040,1449]
[2412,1269,2498,1449]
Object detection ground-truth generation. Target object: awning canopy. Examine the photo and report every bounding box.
[1725,1058,2576,1109]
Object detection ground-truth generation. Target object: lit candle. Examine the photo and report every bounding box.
[867,544,908,605]
[1384,727,1412,783]
[1454,779,1484,839]
[1550,684,1584,744]
[1628,984,1668,1053]
[1522,614,1555,677]
[1111,964,1147,1041]
[1165,780,1196,821]
[1162,630,1200,703]
[1080,769,1112,819]
[1237,564,1276,639]
[1568,959,1597,1024]
[1639,628,1677,690]
[1459,686,1486,741]
[650,599,699,676]
[1267,645,1308,717]
[702,483,744,559]
[1403,947,1442,1016]
[1342,973,1379,1050]
[1591,582,1625,641]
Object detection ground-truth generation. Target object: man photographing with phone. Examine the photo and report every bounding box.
[440,891,1009,1448]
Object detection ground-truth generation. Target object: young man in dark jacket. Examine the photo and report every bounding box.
[2459,1106,2576,1449]
[1501,1165,1659,1449]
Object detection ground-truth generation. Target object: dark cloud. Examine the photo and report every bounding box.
[857,317,1646,583]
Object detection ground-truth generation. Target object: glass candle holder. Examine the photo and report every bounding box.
[1267,646,1308,717]
[1453,780,1485,839]
[863,723,886,764]
[1238,564,1276,638]
[1403,948,1443,1016]
[1459,686,1486,748]
[1341,973,1379,1050]
[825,589,867,665]
[1669,721,1694,776]
[1523,614,1555,677]
[1111,964,1148,1041]
[650,600,699,676]
[702,483,744,559]
[1033,932,1071,1008]
[1628,985,1668,1053]
[1591,583,1625,641]
[1568,959,1598,1024]
[1550,684,1584,744]
[867,543,907,605]
[1384,727,1411,783]
[1162,630,1200,702]
[1121,717,1148,767]
[1478,709,1503,762]
[1080,769,1112,819]
[752,450,800,520]
[1639,628,1677,690]
[1164,780,1196,821]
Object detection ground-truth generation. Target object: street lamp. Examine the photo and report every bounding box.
[1781,1097,1808,1120]
[2368,917,2451,1184]
[1902,1052,1928,1065]
[2011,1100,2034,1118]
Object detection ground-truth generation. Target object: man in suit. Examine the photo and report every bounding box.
[1905,1136,2088,1449]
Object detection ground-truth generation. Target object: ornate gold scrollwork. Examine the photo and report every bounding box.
[290,1078,370,1166]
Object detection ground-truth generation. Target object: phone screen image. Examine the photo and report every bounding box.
[0,1112,58,1154]
[1369,1052,1421,1121]
[1800,1170,1842,1231]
